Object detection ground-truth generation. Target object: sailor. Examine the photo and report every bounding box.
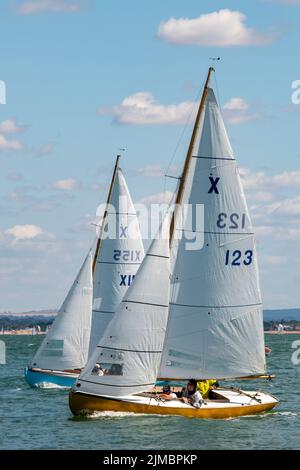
[197,379,219,399]
[158,383,178,401]
[180,379,203,408]
[91,363,105,376]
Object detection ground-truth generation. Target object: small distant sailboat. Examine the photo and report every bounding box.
[25,156,144,388]
[69,67,278,418]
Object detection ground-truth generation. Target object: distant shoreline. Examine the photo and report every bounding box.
[0,330,45,336]
[265,330,300,334]
[2,330,300,336]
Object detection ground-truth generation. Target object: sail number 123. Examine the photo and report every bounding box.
[225,250,253,266]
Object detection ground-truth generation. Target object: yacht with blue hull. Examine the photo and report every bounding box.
[25,156,144,389]
[24,367,78,388]
[25,251,93,388]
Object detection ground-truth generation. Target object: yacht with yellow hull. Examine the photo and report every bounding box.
[69,388,278,419]
[69,66,279,420]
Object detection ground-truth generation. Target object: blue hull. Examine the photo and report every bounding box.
[24,368,77,388]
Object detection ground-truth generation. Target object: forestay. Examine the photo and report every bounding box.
[159,88,266,380]
[30,252,93,371]
[77,218,171,397]
[88,167,144,357]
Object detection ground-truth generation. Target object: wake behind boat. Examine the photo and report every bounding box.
[69,67,278,418]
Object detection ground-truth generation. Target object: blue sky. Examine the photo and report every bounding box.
[0,0,299,311]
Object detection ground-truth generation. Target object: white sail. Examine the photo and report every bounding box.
[159,87,266,380]
[30,252,93,371]
[77,218,170,397]
[88,166,145,357]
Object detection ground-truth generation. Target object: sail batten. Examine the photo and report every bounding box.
[192,155,236,161]
[170,302,262,308]
[96,346,162,353]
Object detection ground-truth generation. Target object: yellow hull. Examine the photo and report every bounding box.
[69,391,278,420]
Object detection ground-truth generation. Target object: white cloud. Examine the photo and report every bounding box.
[36,141,55,157]
[5,224,44,241]
[0,118,26,134]
[240,168,300,190]
[135,191,174,241]
[261,254,288,266]
[247,191,274,203]
[137,191,174,206]
[238,167,300,244]
[239,168,267,190]
[14,0,87,14]
[223,97,260,124]
[138,165,165,178]
[270,171,300,188]
[99,91,261,126]
[224,98,248,111]
[0,134,23,151]
[51,179,79,190]
[99,92,195,125]
[267,0,300,4]
[255,225,300,240]
[255,225,275,237]
[6,172,24,181]
[0,119,26,151]
[157,9,278,46]
[267,197,300,216]
[137,164,179,178]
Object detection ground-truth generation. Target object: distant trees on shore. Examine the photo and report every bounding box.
[0,316,54,332]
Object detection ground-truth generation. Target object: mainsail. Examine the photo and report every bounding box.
[159,84,266,380]
[88,158,144,357]
[77,218,171,397]
[30,251,93,371]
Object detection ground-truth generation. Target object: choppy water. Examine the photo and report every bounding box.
[0,334,299,449]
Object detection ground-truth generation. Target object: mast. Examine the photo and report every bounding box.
[92,155,121,273]
[169,66,214,245]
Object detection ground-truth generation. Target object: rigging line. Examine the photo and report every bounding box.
[163,76,206,197]
[213,68,224,122]
[166,81,205,175]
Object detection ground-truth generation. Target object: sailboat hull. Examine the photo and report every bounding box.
[25,367,78,388]
[69,388,278,419]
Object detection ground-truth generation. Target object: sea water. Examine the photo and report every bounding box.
[0,334,299,450]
